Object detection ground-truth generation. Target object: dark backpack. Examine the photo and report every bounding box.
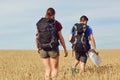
[36,18,59,51]
[70,23,90,52]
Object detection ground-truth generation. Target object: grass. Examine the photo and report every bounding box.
[0,49,120,80]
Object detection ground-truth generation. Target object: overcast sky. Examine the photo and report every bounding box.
[0,0,120,50]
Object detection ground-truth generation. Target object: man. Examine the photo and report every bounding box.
[69,15,98,73]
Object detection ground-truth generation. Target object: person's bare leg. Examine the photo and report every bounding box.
[42,58,51,80]
[51,56,59,80]
[73,59,79,68]
[80,61,86,73]
[71,59,79,74]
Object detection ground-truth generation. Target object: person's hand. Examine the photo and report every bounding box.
[64,50,68,57]
[37,49,40,54]
[94,49,99,55]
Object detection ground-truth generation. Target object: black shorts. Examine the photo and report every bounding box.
[75,51,87,63]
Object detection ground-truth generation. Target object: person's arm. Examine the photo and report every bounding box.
[36,33,40,54]
[89,34,98,54]
[68,34,72,42]
[58,31,68,57]
[87,26,98,54]
[68,27,74,42]
[90,34,96,49]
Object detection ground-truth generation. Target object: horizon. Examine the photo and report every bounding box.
[0,0,120,50]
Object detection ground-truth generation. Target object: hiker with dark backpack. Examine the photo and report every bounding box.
[69,15,98,73]
[36,8,68,80]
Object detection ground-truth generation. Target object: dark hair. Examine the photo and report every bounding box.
[80,15,88,21]
[45,7,55,18]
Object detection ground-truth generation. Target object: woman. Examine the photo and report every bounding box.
[36,8,68,80]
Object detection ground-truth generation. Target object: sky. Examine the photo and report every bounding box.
[0,0,120,50]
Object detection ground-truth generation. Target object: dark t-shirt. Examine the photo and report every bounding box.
[55,20,62,39]
[56,20,62,32]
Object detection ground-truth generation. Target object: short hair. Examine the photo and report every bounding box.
[80,15,88,21]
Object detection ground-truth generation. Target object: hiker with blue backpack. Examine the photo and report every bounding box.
[69,15,98,73]
[36,8,68,80]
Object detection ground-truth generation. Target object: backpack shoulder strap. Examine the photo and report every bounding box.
[83,24,87,33]
[71,23,79,44]
[73,23,78,36]
[81,24,88,44]
[36,18,44,26]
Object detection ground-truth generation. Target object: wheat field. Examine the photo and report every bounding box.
[0,49,120,80]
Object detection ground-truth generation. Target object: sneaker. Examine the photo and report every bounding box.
[71,67,76,74]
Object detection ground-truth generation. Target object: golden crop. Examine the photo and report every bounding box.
[0,49,120,80]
